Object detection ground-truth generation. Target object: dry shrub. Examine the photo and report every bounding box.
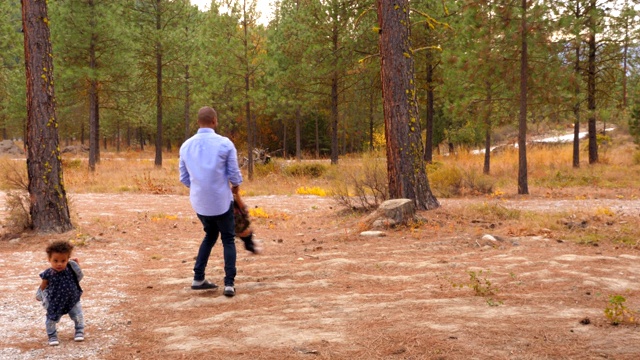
[255,160,279,177]
[329,152,387,210]
[3,190,31,232]
[633,150,640,165]
[427,162,495,197]
[282,162,327,178]
[0,158,31,232]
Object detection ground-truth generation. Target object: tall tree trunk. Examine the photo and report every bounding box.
[21,0,73,233]
[518,0,529,195]
[330,72,339,164]
[369,79,375,151]
[330,17,339,165]
[483,84,493,175]
[184,64,191,142]
[315,116,319,158]
[376,0,439,210]
[116,119,121,153]
[424,45,434,163]
[295,104,301,161]
[243,0,253,180]
[587,0,598,164]
[88,0,99,172]
[282,117,287,159]
[573,25,581,168]
[126,123,130,149]
[154,0,163,167]
[622,4,628,109]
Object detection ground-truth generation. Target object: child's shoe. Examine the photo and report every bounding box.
[48,335,59,346]
[74,331,85,342]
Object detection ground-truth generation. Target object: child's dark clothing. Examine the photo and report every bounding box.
[37,261,85,344]
[39,264,82,321]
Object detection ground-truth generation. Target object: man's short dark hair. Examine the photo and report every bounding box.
[198,106,217,126]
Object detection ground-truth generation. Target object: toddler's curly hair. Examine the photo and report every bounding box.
[46,240,74,257]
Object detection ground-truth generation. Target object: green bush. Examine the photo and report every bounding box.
[283,162,327,178]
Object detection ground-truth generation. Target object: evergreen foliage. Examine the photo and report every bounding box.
[2,0,638,165]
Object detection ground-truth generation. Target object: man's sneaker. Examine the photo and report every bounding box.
[223,286,235,297]
[48,335,59,346]
[74,331,85,342]
[191,279,218,290]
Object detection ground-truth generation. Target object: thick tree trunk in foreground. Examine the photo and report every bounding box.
[21,0,73,233]
[376,0,439,210]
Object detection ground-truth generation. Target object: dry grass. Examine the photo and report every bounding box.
[1,135,638,199]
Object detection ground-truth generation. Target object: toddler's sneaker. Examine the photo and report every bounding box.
[74,331,85,342]
[48,335,59,346]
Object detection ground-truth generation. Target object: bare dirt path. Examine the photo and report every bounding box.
[1,192,640,359]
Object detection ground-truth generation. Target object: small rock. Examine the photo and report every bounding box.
[360,231,386,237]
[482,234,498,242]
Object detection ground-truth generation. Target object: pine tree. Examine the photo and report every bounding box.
[376,0,439,210]
[21,0,73,233]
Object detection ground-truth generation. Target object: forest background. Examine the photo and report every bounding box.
[1,0,640,171]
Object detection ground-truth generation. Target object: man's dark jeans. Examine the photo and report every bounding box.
[194,203,236,286]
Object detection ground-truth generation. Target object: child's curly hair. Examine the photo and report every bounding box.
[46,240,74,257]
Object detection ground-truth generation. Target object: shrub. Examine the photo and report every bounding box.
[283,162,328,178]
[62,158,83,169]
[428,164,463,198]
[296,186,327,196]
[0,159,32,232]
[255,161,279,177]
[3,190,31,232]
[633,151,640,165]
[330,152,388,210]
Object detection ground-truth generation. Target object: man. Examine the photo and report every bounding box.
[179,106,242,297]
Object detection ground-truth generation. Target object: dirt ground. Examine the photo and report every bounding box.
[1,190,640,360]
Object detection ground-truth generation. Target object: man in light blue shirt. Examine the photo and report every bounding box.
[179,106,243,297]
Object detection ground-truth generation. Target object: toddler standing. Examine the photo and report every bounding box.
[36,240,85,346]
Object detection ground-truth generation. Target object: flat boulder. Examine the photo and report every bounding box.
[363,199,416,229]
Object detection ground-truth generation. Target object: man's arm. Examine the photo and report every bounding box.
[179,156,191,188]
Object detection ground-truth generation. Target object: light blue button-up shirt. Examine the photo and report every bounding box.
[179,128,243,216]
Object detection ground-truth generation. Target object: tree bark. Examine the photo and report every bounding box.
[376,0,439,210]
[587,0,598,164]
[21,0,73,233]
[483,84,493,175]
[243,0,254,179]
[88,0,99,171]
[184,64,191,142]
[518,0,529,195]
[295,104,301,161]
[330,11,339,165]
[573,23,581,168]
[154,0,163,167]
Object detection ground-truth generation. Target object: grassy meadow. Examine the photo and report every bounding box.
[1,131,639,199]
